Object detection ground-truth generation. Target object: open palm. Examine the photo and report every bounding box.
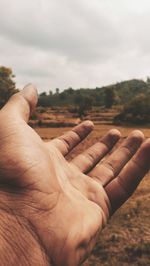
[0,85,149,266]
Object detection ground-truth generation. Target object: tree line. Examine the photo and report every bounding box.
[0,66,150,125]
[38,79,150,124]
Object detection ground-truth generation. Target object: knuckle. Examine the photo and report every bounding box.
[86,152,96,163]
[59,136,70,150]
[103,161,115,176]
[121,145,133,157]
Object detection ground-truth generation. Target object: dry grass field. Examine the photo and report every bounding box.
[35,124,150,266]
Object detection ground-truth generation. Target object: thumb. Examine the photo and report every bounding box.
[1,84,38,122]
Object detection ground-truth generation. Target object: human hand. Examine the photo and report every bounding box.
[0,85,149,266]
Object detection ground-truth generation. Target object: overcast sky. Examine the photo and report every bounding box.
[0,0,150,93]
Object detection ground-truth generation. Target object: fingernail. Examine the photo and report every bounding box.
[22,84,37,97]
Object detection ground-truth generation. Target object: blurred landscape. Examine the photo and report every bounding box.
[0,66,150,265]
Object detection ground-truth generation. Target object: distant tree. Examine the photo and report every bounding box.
[114,93,150,125]
[40,92,47,96]
[37,78,150,109]
[49,90,53,96]
[0,66,17,107]
[104,87,115,108]
[146,77,150,96]
[59,93,66,101]
[75,95,93,118]
[67,87,74,94]
[147,77,150,84]
[56,88,59,94]
[38,92,51,107]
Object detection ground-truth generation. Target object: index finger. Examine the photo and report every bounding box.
[45,120,94,156]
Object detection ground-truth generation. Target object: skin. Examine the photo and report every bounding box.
[0,84,149,266]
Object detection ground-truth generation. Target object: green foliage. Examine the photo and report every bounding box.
[74,95,93,118]
[0,66,17,107]
[38,79,150,110]
[38,93,51,107]
[1,65,150,125]
[104,87,115,108]
[114,93,150,125]
[37,78,150,125]
[56,88,59,94]
[114,79,148,104]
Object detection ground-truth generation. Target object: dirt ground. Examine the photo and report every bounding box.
[35,124,150,266]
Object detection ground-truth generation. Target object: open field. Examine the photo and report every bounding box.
[35,124,150,266]
[30,107,121,127]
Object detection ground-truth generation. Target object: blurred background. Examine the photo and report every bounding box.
[0,0,150,265]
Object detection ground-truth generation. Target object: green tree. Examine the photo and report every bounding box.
[56,88,59,94]
[38,92,51,107]
[67,87,74,94]
[104,87,115,108]
[146,76,150,84]
[40,92,47,96]
[75,95,93,118]
[49,90,53,96]
[114,93,150,125]
[0,66,17,107]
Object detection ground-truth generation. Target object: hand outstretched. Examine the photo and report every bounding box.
[0,85,149,266]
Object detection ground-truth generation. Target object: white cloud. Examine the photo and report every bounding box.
[0,0,150,92]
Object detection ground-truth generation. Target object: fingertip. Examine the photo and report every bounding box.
[72,120,94,141]
[82,120,94,130]
[22,84,38,112]
[108,129,121,140]
[131,129,144,140]
[78,120,94,135]
[127,130,145,147]
[101,128,121,149]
